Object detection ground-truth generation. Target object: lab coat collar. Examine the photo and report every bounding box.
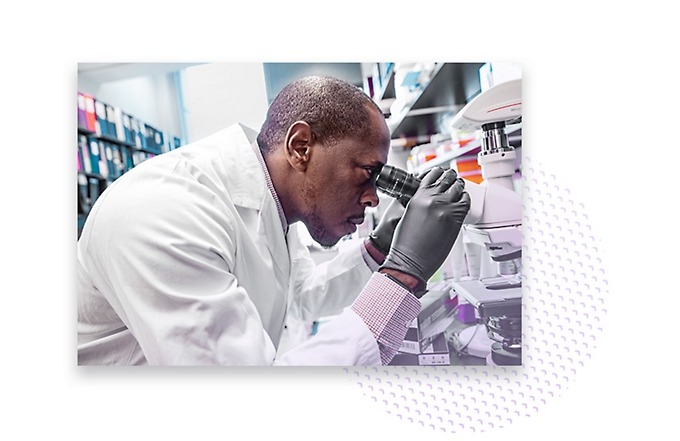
[250,139,288,235]
[214,124,293,317]
[214,123,267,212]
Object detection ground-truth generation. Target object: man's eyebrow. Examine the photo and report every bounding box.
[363,160,384,169]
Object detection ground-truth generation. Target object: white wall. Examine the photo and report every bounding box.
[77,63,269,144]
[181,63,269,142]
[79,72,184,139]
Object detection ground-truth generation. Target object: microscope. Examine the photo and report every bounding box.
[375,78,523,366]
[449,78,522,366]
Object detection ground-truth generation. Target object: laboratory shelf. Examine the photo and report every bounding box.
[387,62,486,140]
[76,93,183,240]
[414,123,522,174]
[373,66,396,102]
[78,127,163,155]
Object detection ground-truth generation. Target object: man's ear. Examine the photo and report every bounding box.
[284,121,315,172]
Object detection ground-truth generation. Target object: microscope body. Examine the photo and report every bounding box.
[447,78,523,366]
[373,78,524,365]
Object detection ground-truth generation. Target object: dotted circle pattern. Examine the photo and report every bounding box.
[345,156,609,434]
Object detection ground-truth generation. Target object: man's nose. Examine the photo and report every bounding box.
[361,185,379,208]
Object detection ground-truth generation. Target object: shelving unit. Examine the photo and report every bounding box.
[364,62,522,179]
[77,92,183,239]
[384,62,486,140]
[371,63,396,103]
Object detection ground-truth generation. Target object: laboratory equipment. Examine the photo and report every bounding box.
[374,164,420,201]
[449,78,522,366]
[375,79,523,365]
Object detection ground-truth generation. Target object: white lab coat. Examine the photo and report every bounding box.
[77,123,382,366]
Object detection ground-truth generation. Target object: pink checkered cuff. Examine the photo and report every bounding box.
[351,272,421,365]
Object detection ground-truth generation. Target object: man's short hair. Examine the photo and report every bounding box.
[257,75,383,154]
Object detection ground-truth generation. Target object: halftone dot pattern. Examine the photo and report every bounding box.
[344,156,608,434]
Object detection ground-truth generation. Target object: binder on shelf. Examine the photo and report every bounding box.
[88,177,101,206]
[113,107,124,142]
[83,93,97,132]
[108,143,123,178]
[144,124,155,152]
[77,93,88,129]
[79,134,92,174]
[119,146,129,175]
[129,118,138,147]
[77,143,83,172]
[163,133,181,152]
[94,100,109,137]
[99,141,110,179]
[161,132,170,153]
[138,120,149,150]
[156,129,164,153]
[122,113,133,144]
[145,124,163,154]
[109,143,121,180]
[112,144,121,178]
[130,118,147,150]
[131,150,155,167]
[112,107,133,144]
[88,138,101,175]
[119,145,133,172]
[106,104,118,140]
[78,173,91,215]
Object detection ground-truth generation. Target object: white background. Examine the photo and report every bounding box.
[2,1,677,440]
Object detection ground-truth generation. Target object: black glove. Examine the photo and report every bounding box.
[367,197,406,256]
[380,167,471,296]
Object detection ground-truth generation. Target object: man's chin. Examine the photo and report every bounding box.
[309,229,345,249]
[304,218,347,249]
[314,235,342,249]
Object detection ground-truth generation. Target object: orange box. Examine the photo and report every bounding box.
[453,156,483,183]
[455,158,480,173]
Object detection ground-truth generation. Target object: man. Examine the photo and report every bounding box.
[77,75,470,365]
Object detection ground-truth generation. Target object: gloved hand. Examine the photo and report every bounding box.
[380,167,471,296]
[367,197,407,257]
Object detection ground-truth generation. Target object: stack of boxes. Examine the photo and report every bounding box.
[388,288,460,366]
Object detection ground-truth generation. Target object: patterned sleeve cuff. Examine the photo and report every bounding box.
[351,272,421,365]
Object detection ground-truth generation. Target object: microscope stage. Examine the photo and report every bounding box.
[451,277,522,317]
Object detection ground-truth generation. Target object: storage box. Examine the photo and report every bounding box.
[389,333,450,366]
[397,289,459,355]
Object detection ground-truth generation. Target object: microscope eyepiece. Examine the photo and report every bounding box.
[374,165,421,201]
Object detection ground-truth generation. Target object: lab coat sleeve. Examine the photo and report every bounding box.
[273,308,381,366]
[287,238,374,323]
[274,271,420,366]
[80,162,278,366]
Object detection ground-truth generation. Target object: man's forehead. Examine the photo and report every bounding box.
[368,108,392,160]
[358,136,390,164]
